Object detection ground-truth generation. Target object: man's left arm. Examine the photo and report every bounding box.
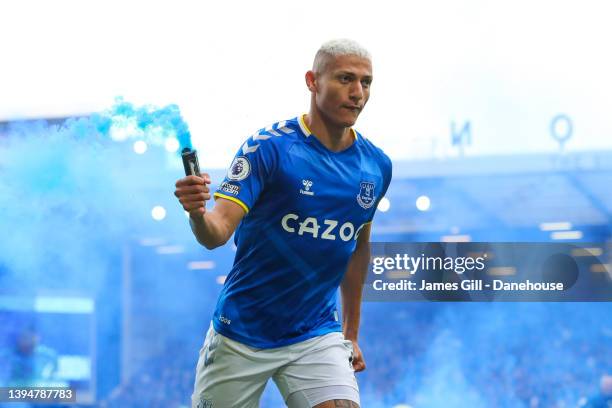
[340,222,372,372]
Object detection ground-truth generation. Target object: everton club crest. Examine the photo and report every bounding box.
[357,181,376,209]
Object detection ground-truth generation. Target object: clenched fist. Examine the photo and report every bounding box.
[174,173,212,217]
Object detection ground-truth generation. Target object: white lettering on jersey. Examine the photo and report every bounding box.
[321,220,338,240]
[281,213,364,241]
[354,223,366,241]
[298,217,320,238]
[339,222,355,242]
[281,213,299,233]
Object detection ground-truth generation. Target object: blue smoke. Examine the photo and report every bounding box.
[358,302,611,408]
[108,98,192,149]
[0,98,197,398]
[0,98,192,289]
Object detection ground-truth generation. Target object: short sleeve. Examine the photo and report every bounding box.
[214,136,278,213]
[367,153,393,223]
[381,154,392,199]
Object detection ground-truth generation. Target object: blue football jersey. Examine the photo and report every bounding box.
[212,115,392,348]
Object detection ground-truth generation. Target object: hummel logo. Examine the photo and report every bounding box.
[300,179,314,196]
[204,336,218,367]
[208,336,219,351]
[197,398,213,408]
[204,348,214,366]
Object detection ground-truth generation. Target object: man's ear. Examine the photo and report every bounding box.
[305,70,317,93]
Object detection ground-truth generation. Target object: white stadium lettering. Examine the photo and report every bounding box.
[339,222,355,241]
[281,213,299,233]
[298,217,320,238]
[321,220,338,240]
[281,213,364,241]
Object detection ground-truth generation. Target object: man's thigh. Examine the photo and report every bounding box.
[314,401,359,408]
[286,387,360,408]
[274,332,360,407]
[191,325,282,408]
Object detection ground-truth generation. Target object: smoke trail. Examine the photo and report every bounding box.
[0,98,192,291]
[107,98,192,149]
[408,327,486,408]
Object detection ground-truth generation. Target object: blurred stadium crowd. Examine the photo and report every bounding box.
[92,303,610,408]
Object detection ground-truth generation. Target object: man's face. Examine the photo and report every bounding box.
[313,54,373,128]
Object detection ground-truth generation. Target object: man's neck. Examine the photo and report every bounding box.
[305,110,354,152]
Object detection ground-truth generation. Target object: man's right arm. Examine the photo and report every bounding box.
[174,174,246,249]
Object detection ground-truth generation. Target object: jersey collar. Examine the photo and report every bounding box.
[298,114,357,140]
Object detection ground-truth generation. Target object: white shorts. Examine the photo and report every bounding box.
[191,324,360,408]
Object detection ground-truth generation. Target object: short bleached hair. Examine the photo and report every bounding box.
[312,39,371,74]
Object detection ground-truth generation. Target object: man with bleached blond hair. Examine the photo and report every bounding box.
[175,38,392,408]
